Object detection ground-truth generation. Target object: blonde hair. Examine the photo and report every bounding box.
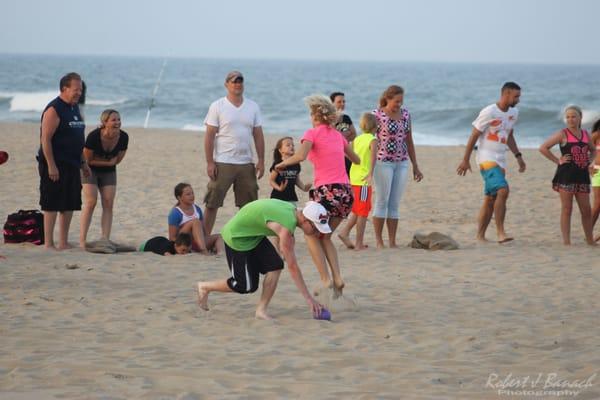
[99,109,120,129]
[379,85,404,108]
[563,105,582,129]
[359,112,378,133]
[304,94,336,126]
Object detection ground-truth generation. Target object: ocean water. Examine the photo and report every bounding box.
[1,54,599,148]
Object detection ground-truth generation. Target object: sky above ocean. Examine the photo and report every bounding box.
[2,0,600,65]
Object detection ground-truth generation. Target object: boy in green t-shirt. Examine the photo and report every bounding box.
[196,199,330,320]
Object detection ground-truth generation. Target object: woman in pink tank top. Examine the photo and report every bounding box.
[275,95,359,296]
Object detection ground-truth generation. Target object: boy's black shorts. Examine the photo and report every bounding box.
[225,237,283,294]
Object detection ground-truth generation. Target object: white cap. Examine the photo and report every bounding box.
[302,201,332,234]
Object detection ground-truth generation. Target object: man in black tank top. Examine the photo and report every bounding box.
[38,72,90,250]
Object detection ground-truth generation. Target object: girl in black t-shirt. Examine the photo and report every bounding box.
[80,109,129,248]
[269,137,311,205]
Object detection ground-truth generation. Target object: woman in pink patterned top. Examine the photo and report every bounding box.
[276,94,359,295]
[372,85,423,248]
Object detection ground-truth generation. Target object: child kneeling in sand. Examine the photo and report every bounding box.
[169,183,224,255]
[338,113,378,250]
[140,233,192,256]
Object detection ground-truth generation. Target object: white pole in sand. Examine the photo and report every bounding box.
[143,59,168,129]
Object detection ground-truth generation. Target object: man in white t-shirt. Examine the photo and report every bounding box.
[203,71,265,234]
[456,82,526,243]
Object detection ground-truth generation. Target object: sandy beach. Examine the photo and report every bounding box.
[0,121,598,399]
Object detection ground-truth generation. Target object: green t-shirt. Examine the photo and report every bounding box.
[221,199,298,251]
[349,132,376,186]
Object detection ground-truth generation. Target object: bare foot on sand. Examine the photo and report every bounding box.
[354,244,368,251]
[338,234,354,249]
[333,279,345,298]
[196,283,209,311]
[498,237,514,244]
[313,281,332,297]
[57,243,73,251]
[376,241,385,249]
[255,308,275,320]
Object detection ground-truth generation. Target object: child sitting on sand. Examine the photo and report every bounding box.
[140,233,192,256]
[168,183,224,255]
[269,136,311,206]
[338,113,378,250]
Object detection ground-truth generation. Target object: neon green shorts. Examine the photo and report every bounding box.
[592,168,600,187]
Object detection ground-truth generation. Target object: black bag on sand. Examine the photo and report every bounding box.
[3,209,44,245]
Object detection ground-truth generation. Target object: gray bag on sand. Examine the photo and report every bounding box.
[85,239,137,254]
[410,232,459,250]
